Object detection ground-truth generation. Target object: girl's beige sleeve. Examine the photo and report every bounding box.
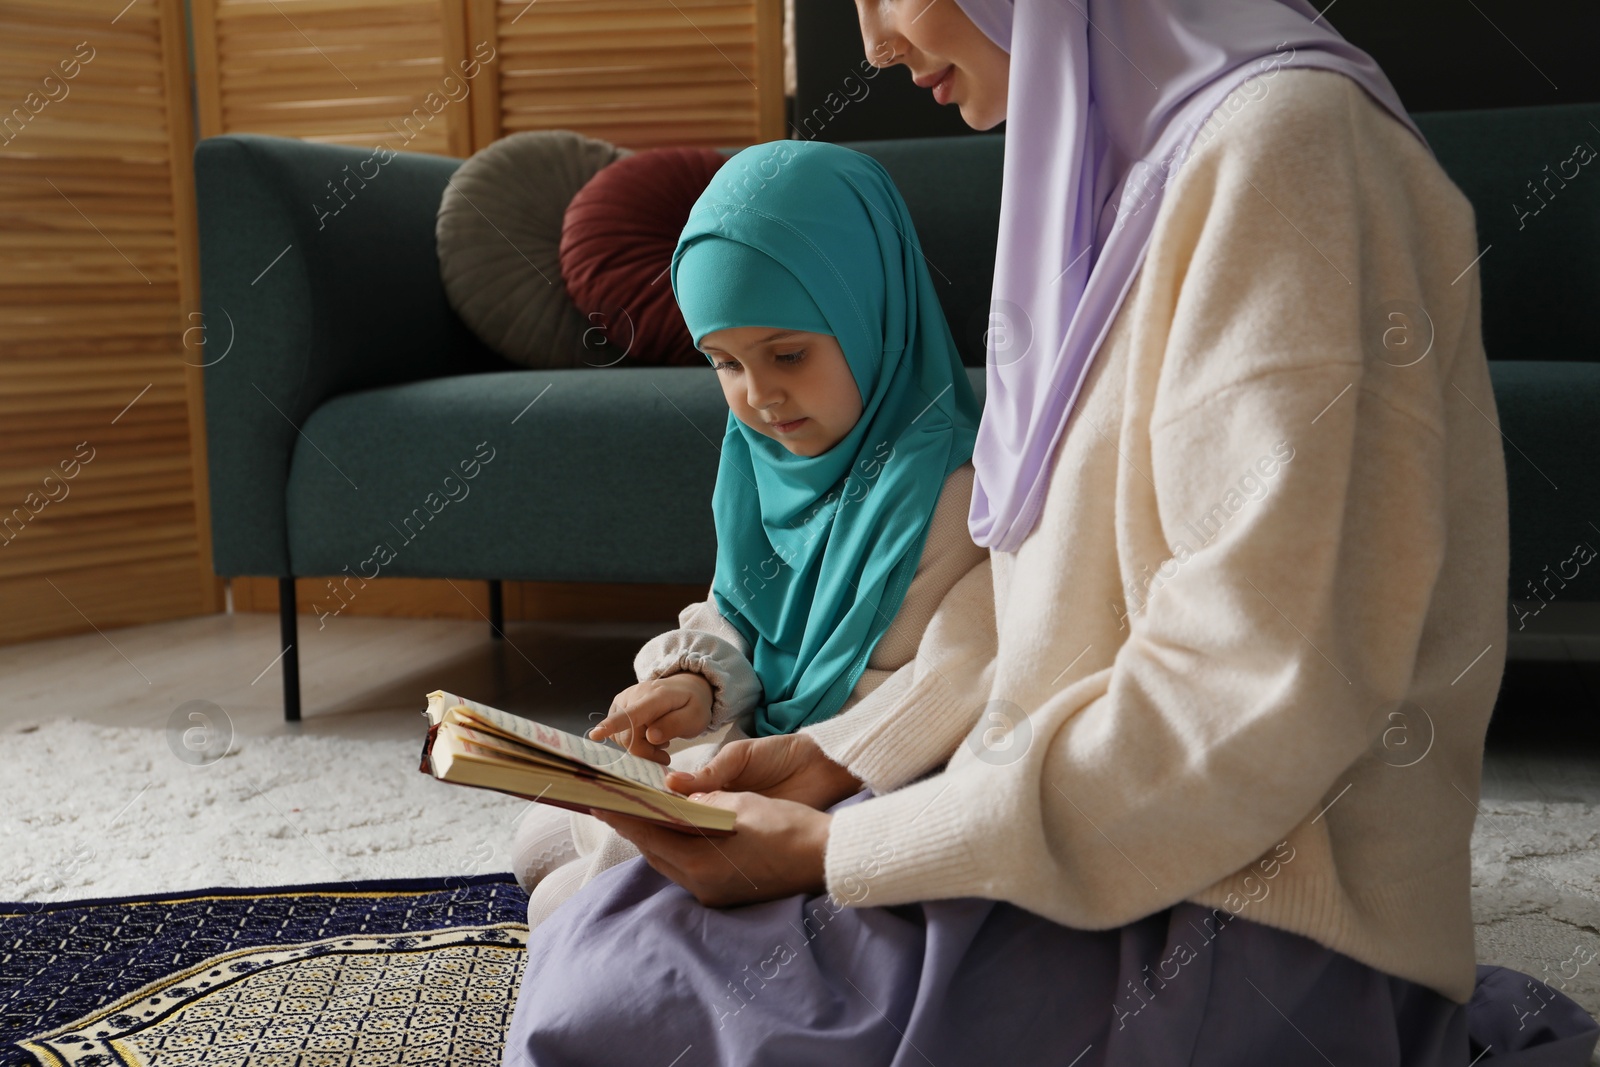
[633,594,763,731]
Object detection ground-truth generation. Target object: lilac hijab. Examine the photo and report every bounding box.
[955,0,1428,551]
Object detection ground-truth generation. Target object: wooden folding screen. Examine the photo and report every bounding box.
[0,0,221,646]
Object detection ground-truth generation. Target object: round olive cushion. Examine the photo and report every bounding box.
[559,147,729,367]
[436,130,631,369]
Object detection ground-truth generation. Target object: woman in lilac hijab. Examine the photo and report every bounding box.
[500,1,1600,1063]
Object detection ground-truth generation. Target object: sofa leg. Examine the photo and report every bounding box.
[488,579,504,641]
[278,577,301,722]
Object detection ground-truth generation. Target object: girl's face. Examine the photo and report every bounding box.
[700,327,863,457]
[853,0,1010,130]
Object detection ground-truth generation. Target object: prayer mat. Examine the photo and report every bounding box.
[0,875,528,1067]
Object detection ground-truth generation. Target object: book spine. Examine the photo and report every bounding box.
[419,723,441,775]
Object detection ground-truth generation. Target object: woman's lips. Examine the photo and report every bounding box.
[770,417,808,434]
[930,66,956,105]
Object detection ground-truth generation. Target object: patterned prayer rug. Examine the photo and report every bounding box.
[0,875,528,1067]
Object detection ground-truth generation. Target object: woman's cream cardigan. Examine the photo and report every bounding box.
[550,68,1504,1006]
[802,67,1506,1005]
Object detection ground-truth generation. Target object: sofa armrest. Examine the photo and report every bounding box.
[194,133,508,576]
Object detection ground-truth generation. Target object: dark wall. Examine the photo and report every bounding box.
[793,0,1600,141]
[1325,0,1599,112]
[791,1,986,142]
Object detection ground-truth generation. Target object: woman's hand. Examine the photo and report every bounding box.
[589,674,713,765]
[590,791,830,907]
[665,732,863,810]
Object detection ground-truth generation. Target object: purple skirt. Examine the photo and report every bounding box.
[502,795,1598,1067]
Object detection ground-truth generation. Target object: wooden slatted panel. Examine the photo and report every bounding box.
[477,0,784,151]
[192,0,474,155]
[0,0,221,646]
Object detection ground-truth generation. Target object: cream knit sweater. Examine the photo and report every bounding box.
[802,68,1508,1005]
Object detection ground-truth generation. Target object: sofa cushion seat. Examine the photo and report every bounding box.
[288,369,723,584]
[286,367,991,585]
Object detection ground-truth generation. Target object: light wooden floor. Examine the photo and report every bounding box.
[2,605,1596,800]
[0,608,666,745]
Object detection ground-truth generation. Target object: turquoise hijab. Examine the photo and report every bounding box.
[669,140,980,736]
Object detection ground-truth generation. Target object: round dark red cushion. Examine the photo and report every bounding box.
[559,147,728,367]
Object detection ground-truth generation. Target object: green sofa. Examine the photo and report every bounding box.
[194,104,1600,720]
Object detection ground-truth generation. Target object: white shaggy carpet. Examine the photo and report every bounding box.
[7,718,1600,1043]
[1,719,530,901]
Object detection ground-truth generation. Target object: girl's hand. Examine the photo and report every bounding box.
[589,791,829,907]
[666,733,863,810]
[590,674,713,765]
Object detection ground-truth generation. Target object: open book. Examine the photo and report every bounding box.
[418,690,736,835]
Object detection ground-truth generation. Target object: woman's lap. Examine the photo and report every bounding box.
[502,795,1598,1067]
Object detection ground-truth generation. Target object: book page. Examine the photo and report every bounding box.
[428,691,669,792]
[453,722,563,762]
[423,719,735,834]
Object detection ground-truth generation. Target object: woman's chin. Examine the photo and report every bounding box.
[958,98,1006,131]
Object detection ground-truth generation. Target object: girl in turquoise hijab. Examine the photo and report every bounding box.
[515,137,983,917]
[668,138,981,736]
